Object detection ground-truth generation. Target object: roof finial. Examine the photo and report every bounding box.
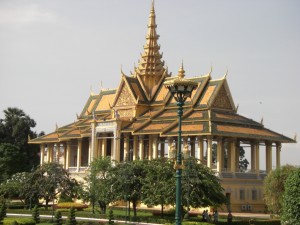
[121,64,126,76]
[294,133,297,142]
[260,117,264,125]
[90,85,95,95]
[223,68,228,78]
[235,103,239,113]
[178,60,185,78]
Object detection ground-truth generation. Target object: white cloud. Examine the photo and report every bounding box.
[0,3,57,25]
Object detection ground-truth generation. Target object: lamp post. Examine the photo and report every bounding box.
[164,63,197,225]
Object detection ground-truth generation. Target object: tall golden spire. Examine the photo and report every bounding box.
[134,0,169,100]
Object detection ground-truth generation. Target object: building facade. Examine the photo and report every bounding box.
[30,2,295,213]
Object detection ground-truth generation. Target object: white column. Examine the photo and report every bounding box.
[152,135,158,159]
[148,135,153,160]
[255,141,260,175]
[276,142,281,169]
[40,144,45,165]
[62,143,67,169]
[235,141,240,171]
[207,137,212,168]
[190,137,195,157]
[48,144,53,163]
[251,142,256,172]
[160,138,165,158]
[139,135,144,160]
[124,133,129,161]
[230,139,236,173]
[133,136,138,160]
[102,138,107,157]
[197,137,204,162]
[167,137,173,159]
[217,138,223,172]
[90,121,96,162]
[77,139,82,172]
[66,141,71,170]
[266,142,272,173]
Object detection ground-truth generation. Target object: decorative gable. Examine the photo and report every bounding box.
[115,83,136,107]
[211,84,234,110]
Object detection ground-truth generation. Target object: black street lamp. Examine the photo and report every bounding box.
[164,63,198,225]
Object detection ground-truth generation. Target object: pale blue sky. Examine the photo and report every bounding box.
[0,0,299,166]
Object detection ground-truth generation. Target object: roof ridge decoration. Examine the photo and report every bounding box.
[134,1,170,101]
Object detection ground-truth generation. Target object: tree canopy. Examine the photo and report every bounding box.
[263,164,297,214]
[181,158,226,209]
[28,162,79,210]
[142,158,175,216]
[0,107,43,182]
[83,157,114,214]
[281,168,300,224]
[108,159,147,218]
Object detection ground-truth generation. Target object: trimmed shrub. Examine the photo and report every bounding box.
[55,203,87,211]
[66,207,76,225]
[107,209,114,225]
[0,203,7,219]
[53,210,62,225]
[32,205,40,224]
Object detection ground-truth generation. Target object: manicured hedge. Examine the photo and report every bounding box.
[54,202,88,211]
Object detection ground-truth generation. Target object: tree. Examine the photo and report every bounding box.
[0,107,43,182]
[0,144,23,182]
[238,146,249,172]
[181,158,226,210]
[29,163,79,210]
[263,165,296,214]
[108,160,147,218]
[142,158,175,217]
[83,157,113,214]
[281,168,300,224]
[0,172,37,206]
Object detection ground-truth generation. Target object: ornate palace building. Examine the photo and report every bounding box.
[30,2,295,212]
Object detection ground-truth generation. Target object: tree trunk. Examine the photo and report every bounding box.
[160,202,164,218]
[92,201,95,214]
[45,198,49,211]
[132,200,137,218]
